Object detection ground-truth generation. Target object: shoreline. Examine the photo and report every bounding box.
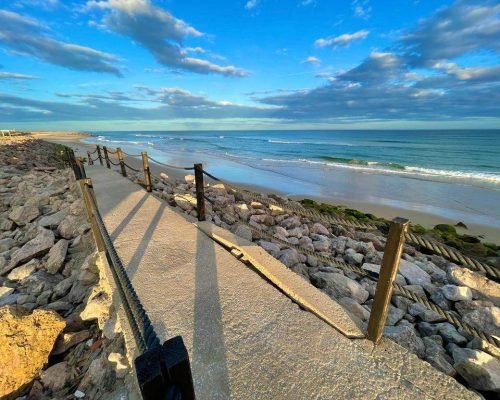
[43,132,500,244]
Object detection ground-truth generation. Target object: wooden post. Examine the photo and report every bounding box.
[367,217,409,343]
[103,146,111,169]
[194,163,206,221]
[79,179,105,252]
[87,151,93,166]
[141,152,152,192]
[96,145,104,166]
[117,147,127,177]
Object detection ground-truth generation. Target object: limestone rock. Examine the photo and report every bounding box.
[453,348,500,392]
[174,193,196,211]
[46,239,69,274]
[58,215,84,239]
[462,307,500,337]
[7,228,54,270]
[8,205,39,226]
[108,352,129,379]
[0,306,65,398]
[6,259,37,281]
[40,361,69,392]
[441,284,472,301]
[311,272,369,304]
[448,265,500,306]
[37,208,69,228]
[397,259,431,286]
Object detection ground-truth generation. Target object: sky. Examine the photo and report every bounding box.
[0,0,499,131]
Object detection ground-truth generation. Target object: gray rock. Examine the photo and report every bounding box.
[420,310,446,323]
[311,272,369,303]
[408,302,427,317]
[278,248,300,267]
[0,286,14,299]
[0,238,17,252]
[260,241,281,258]
[462,307,500,337]
[53,276,75,298]
[403,285,427,299]
[234,225,253,242]
[291,263,309,279]
[453,348,500,392]
[398,259,432,286]
[423,336,445,356]
[455,300,495,316]
[331,236,348,254]
[344,249,364,265]
[386,305,405,326]
[310,223,329,236]
[281,216,301,229]
[392,296,413,313]
[0,218,15,231]
[312,235,331,252]
[467,337,500,358]
[441,284,472,301]
[430,290,452,311]
[16,294,36,305]
[8,205,40,226]
[299,236,314,252]
[37,289,52,306]
[338,297,370,321]
[437,323,468,345]
[7,259,37,281]
[426,353,456,376]
[46,239,69,274]
[37,208,69,228]
[7,228,55,270]
[384,324,425,358]
[360,278,377,298]
[58,215,84,239]
[0,293,18,306]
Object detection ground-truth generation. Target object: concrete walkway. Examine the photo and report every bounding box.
[86,165,477,400]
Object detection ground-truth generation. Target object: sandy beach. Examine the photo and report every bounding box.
[39,131,500,244]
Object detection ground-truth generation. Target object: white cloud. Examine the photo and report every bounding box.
[299,0,316,6]
[302,56,320,65]
[0,72,37,80]
[315,30,369,48]
[352,0,371,19]
[245,0,259,10]
[0,10,121,75]
[87,0,247,76]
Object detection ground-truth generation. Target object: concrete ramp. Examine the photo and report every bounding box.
[86,165,477,400]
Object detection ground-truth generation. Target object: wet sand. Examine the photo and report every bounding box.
[43,132,500,243]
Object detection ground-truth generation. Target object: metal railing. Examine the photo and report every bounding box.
[67,150,196,400]
[85,144,500,350]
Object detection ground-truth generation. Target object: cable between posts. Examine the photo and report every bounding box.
[147,155,194,171]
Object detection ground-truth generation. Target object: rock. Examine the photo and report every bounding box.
[0,238,17,252]
[269,204,285,216]
[403,285,427,299]
[46,239,69,274]
[453,348,500,392]
[397,259,431,286]
[312,235,331,252]
[53,276,75,298]
[250,201,263,209]
[386,305,405,326]
[184,174,195,184]
[37,207,69,228]
[260,241,281,258]
[58,215,84,239]
[103,318,119,340]
[468,337,500,358]
[339,297,370,321]
[234,225,252,241]
[462,307,500,337]
[108,352,129,379]
[448,265,500,306]
[455,300,495,316]
[37,289,52,306]
[310,223,329,235]
[384,324,425,358]
[40,361,69,392]
[0,287,14,299]
[344,249,364,265]
[437,323,468,345]
[281,216,301,229]
[420,310,446,323]
[392,296,413,313]
[408,302,427,317]
[16,294,36,305]
[6,259,37,281]
[80,292,110,324]
[0,218,15,231]
[311,272,369,304]
[278,248,300,268]
[441,284,472,301]
[234,204,251,221]
[51,330,91,356]
[8,205,40,226]
[75,390,86,398]
[79,353,115,391]
[430,290,452,311]
[427,353,456,376]
[0,306,65,398]
[7,228,54,270]
[332,237,347,254]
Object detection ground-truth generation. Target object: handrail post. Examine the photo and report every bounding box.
[141,152,152,192]
[103,146,111,169]
[117,147,127,177]
[76,158,87,179]
[367,217,409,343]
[96,145,104,166]
[68,148,81,180]
[79,178,105,252]
[194,163,206,221]
[87,151,93,166]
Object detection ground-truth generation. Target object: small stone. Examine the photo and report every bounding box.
[6,260,37,281]
[52,330,91,355]
[420,310,446,323]
[8,205,40,226]
[441,285,472,301]
[437,323,468,345]
[37,208,69,229]
[75,390,86,398]
[234,225,252,241]
[259,241,281,257]
[408,302,427,317]
[311,272,369,304]
[398,259,432,286]
[313,235,331,252]
[384,324,425,358]
[338,297,370,321]
[403,285,427,299]
[310,223,329,235]
[453,348,500,392]
[386,305,405,326]
[40,361,68,391]
[0,287,14,299]
[278,248,300,268]
[103,318,119,340]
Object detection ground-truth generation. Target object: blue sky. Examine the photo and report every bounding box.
[0,0,499,130]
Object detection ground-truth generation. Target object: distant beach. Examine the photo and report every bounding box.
[44,130,500,243]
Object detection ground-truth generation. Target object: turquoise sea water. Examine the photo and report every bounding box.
[85,130,500,189]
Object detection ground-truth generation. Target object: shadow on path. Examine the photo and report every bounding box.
[111,192,148,240]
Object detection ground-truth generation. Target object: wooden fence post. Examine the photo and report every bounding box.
[141,152,152,192]
[117,147,127,177]
[194,163,206,221]
[103,146,111,169]
[87,151,93,166]
[367,217,409,343]
[96,145,104,166]
[79,178,105,252]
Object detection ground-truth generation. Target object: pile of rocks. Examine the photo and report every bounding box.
[0,139,130,399]
[128,170,500,395]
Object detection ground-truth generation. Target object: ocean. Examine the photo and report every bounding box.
[82,129,500,237]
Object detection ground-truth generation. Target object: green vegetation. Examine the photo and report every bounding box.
[299,198,500,263]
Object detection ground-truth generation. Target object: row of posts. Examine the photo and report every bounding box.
[88,144,409,344]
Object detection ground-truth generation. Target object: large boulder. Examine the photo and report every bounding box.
[0,306,66,398]
[5,228,54,272]
[448,265,500,306]
[8,205,39,226]
[462,307,500,337]
[453,348,500,392]
[311,272,369,304]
